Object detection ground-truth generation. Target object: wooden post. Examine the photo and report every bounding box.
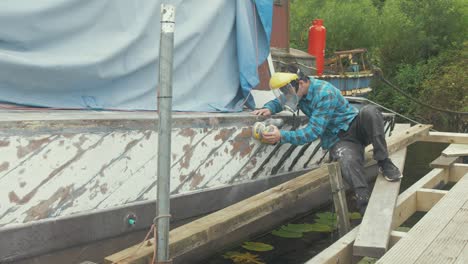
[327,162,351,237]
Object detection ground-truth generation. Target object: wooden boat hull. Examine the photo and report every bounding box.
[0,110,395,262]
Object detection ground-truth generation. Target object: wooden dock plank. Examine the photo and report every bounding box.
[418,132,468,144]
[442,144,468,157]
[377,172,468,263]
[416,189,448,212]
[430,155,459,169]
[353,148,407,258]
[306,167,448,264]
[453,243,467,264]
[305,227,358,264]
[389,231,407,246]
[304,229,406,264]
[414,200,468,264]
[449,163,468,182]
[365,125,431,162]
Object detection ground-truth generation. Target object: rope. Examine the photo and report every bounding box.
[112,224,156,264]
[373,68,468,116]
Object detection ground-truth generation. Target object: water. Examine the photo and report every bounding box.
[201,142,448,264]
[400,142,448,192]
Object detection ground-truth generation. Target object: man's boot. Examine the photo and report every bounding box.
[378,158,402,182]
[355,187,370,215]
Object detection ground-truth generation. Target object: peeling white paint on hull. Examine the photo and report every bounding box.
[0,111,325,227]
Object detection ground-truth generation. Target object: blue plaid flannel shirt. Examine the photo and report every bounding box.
[264,78,358,149]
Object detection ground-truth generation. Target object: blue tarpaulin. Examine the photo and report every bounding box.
[0,0,272,111]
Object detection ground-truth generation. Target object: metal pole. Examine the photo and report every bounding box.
[156,3,175,263]
[327,162,351,237]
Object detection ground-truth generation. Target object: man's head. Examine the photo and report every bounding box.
[269,72,299,113]
[286,65,310,98]
[268,65,311,113]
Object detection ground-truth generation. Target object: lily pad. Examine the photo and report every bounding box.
[306,223,334,232]
[223,251,240,259]
[222,251,265,264]
[395,226,411,232]
[315,212,337,221]
[281,223,319,233]
[349,212,362,220]
[241,242,274,252]
[314,217,337,227]
[271,228,303,238]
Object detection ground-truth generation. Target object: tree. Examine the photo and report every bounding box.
[377,0,467,76]
[290,0,379,55]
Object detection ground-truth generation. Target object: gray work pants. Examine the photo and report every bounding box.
[330,105,388,190]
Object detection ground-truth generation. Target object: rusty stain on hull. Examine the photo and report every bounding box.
[24,186,73,222]
[8,191,20,204]
[230,128,254,158]
[16,137,52,159]
[0,162,9,173]
[0,140,10,148]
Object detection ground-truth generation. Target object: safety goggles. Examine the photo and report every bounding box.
[272,82,299,114]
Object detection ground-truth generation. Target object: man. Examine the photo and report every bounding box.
[252,68,402,214]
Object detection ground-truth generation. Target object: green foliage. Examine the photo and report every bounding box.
[241,242,274,252]
[370,42,468,131]
[290,0,466,131]
[418,43,468,131]
[377,0,467,75]
[290,0,379,54]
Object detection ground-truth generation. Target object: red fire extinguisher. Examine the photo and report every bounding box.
[308,19,326,76]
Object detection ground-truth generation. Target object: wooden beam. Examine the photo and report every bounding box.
[365,125,431,162]
[105,125,432,264]
[392,192,416,230]
[303,229,407,264]
[353,148,407,258]
[377,171,468,263]
[418,131,468,144]
[105,166,330,264]
[304,227,358,264]
[422,168,449,189]
[429,155,460,169]
[442,144,468,157]
[327,162,351,237]
[416,189,448,212]
[454,244,467,264]
[307,167,451,263]
[449,163,468,182]
[389,231,407,248]
[393,168,447,228]
[305,159,452,263]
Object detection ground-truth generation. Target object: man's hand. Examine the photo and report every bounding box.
[251,108,272,117]
[262,126,281,144]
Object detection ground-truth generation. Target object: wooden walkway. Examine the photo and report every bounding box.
[377,166,468,263]
[307,131,468,264]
